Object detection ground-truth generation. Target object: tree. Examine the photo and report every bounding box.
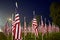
[50,2,60,27]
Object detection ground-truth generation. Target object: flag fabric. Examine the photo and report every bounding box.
[44,18,47,34]
[52,23,56,32]
[12,14,22,40]
[4,22,10,35]
[41,27,45,36]
[44,23,47,34]
[38,22,41,32]
[55,26,60,32]
[24,17,27,36]
[40,16,44,32]
[40,16,45,36]
[28,26,31,32]
[12,20,15,39]
[32,18,38,36]
[48,21,52,33]
[41,16,44,27]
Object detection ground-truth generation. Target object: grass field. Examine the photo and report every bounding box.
[0,32,60,40]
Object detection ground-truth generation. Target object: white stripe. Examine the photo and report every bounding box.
[15,24,18,39]
[33,18,36,20]
[15,17,19,20]
[15,20,20,24]
[41,16,43,25]
[33,21,37,23]
[15,14,19,17]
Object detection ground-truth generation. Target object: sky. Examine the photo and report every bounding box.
[0,0,60,27]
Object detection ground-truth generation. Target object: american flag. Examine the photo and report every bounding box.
[40,16,43,33]
[12,14,22,40]
[44,18,47,34]
[12,20,15,39]
[4,21,10,35]
[28,26,31,32]
[48,20,52,33]
[32,18,38,36]
[40,16,46,36]
[55,26,60,32]
[24,17,27,36]
[52,23,56,32]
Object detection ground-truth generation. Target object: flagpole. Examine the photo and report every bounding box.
[31,12,33,39]
[12,13,14,40]
[24,17,25,40]
[48,20,50,37]
[41,16,44,40]
[31,25,32,40]
[42,34,43,40]
[33,11,35,40]
[45,18,47,38]
[48,20,51,38]
[24,34,25,40]
[35,35,36,40]
[33,10,36,40]
[11,2,17,40]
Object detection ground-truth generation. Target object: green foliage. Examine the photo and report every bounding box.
[22,32,35,40]
[51,32,60,40]
[0,32,60,40]
[22,32,60,40]
[8,33,12,40]
[50,2,60,27]
[0,32,7,40]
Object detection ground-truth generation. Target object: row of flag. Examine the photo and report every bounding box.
[2,2,60,40]
[3,14,60,40]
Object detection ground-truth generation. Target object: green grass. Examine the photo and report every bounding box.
[0,32,7,40]
[0,32,60,40]
[22,32,60,40]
